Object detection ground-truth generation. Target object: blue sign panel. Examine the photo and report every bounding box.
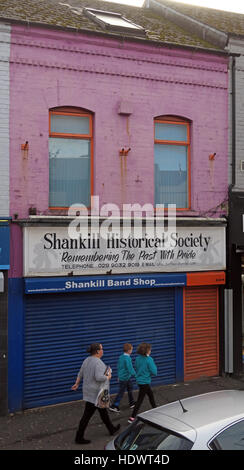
[25,273,186,294]
[0,223,10,269]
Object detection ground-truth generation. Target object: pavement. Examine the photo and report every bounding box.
[1,374,244,451]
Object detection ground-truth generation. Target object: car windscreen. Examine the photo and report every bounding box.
[114,418,193,450]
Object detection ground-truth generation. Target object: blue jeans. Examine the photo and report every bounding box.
[113,378,135,407]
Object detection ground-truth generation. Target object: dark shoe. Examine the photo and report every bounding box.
[130,403,136,408]
[109,405,120,413]
[110,424,121,436]
[75,438,91,444]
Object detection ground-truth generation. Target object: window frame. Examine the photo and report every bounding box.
[154,116,191,211]
[208,418,244,450]
[83,8,146,36]
[49,108,93,210]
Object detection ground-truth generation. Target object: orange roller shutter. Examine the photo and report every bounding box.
[184,286,219,381]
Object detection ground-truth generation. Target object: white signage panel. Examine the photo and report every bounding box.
[24,225,226,277]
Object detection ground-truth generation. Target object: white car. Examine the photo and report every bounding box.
[106,390,244,450]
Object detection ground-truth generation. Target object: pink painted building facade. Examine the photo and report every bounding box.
[6,8,229,412]
[10,26,228,222]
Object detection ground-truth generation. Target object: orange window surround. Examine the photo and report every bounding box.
[49,107,93,210]
[154,115,191,211]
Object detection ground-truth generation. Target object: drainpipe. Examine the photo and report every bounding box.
[227,55,236,288]
[231,56,236,188]
[225,55,236,374]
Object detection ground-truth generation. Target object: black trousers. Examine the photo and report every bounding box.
[132,384,156,418]
[76,401,115,440]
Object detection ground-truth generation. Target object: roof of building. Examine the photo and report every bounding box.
[0,0,220,50]
[153,0,244,36]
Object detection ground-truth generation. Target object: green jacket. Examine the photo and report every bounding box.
[135,355,157,385]
[117,353,136,381]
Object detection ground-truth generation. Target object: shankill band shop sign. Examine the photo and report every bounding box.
[23,225,226,277]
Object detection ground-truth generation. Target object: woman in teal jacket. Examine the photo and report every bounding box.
[128,342,157,423]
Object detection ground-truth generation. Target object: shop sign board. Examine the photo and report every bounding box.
[24,273,186,294]
[23,225,226,277]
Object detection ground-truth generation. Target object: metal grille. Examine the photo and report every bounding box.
[24,288,176,408]
[184,286,219,381]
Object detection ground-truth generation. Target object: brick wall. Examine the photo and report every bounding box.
[0,23,10,217]
[10,25,228,218]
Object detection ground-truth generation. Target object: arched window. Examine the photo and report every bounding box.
[154,116,190,209]
[49,107,93,208]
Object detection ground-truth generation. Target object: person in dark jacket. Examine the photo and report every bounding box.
[109,343,136,412]
[128,342,157,424]
[71,343,120,444]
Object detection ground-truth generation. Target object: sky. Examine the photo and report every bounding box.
[102,0,244,14]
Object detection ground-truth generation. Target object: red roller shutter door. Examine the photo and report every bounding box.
[184,286,219,381]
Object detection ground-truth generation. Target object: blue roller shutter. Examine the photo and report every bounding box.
[24,287,182,409]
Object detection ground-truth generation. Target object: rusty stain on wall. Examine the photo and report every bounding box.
[119,115,131,206]
[120,152,127,206]
[209,154,215,189]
